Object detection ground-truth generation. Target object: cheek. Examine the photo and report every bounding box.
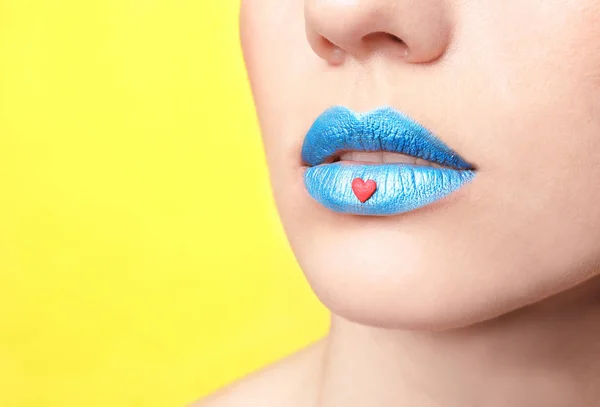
[240,0,600,330]
[449,0,600,216]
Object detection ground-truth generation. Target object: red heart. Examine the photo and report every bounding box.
[351,178,377,203]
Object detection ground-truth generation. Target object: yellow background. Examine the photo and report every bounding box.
[0,1,328,405]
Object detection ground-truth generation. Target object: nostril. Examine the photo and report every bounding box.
[316,35,347,65]
[362,31,409,57]
[387,34,405,44]
[363,31,404,43]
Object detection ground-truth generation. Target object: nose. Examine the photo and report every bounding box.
[304,0,453,65]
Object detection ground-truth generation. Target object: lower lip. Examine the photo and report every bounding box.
[303,162,476,216]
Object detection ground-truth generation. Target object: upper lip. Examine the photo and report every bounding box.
[301,106,475,170]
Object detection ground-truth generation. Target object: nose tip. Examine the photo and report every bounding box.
[304,0,453,65]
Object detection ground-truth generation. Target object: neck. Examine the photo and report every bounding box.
[316,276,600,407]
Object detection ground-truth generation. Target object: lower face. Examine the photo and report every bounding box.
[240,0,600,330]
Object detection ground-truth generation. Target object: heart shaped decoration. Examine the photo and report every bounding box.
[351,178,377,203]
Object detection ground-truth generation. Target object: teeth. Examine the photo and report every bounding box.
[338,151,444,167]
[352,151,383,163]
[386,152,417,164]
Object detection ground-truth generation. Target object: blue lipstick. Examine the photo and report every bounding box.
[301,106,476,216]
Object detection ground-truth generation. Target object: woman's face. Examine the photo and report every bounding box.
[240,0,600,330]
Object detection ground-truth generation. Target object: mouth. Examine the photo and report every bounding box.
[301,106,477,216]
[326,151,451,168]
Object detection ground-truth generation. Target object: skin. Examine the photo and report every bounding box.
[196,0,600,406]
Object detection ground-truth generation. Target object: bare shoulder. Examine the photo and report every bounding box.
[190,339,326,407]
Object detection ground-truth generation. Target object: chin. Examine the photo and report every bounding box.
[281,206,596,332]
[300,262,529,332]
[296,255,498,331]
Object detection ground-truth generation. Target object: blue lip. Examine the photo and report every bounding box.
[301,106,476,216]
